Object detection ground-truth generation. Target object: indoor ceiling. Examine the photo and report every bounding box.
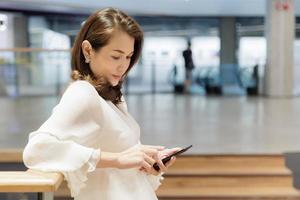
[1,0,300,16]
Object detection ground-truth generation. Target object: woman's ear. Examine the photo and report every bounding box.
[82,40,93,63]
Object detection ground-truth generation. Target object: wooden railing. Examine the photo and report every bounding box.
[0,149,63,200]
[0,169,63,200]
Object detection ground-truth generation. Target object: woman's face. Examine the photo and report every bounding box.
[82,31,134,86]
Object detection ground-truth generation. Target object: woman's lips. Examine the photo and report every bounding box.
[112,75,121,79]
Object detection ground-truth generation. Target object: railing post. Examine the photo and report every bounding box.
[151,60,156,94]
[56,64,60,96]
[14,63,19,97]
[37,192,54,200]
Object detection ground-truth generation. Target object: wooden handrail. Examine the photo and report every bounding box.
[0,169,63,193]
[0,149,64,199]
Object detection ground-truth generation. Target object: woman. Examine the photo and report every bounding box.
[22,7,180,200]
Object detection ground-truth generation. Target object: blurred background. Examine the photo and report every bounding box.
[2,0,300,199]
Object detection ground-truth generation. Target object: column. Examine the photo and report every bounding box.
[264,0,295,96]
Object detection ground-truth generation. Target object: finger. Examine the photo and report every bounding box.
[149,168,160,176]
[141,145,165,151]
[158,161,167,172]
[160,154,167,159]
[143,154,156,166]
[142,161,152,173]
[140,167,147,173]
[172,147,183,152]
[165,156,176,168]
[165,147,182,156]
[155,156,167,172]
[141,148,159,157]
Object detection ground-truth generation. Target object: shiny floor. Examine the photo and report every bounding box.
[1,94,300,154]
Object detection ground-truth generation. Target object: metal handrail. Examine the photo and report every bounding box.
[0,48,71,52]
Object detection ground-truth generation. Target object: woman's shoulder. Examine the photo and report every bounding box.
[51,80,103,116]
[64,80,98,98]
[58,80,100,108]
[67,80,95,92]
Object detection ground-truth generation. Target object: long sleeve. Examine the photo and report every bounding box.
[23,80,102,197]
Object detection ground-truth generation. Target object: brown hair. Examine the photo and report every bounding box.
[71,8,143,104]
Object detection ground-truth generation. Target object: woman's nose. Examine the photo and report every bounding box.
[118,59,129,72]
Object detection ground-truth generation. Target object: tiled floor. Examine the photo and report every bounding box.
[1,94,300,154]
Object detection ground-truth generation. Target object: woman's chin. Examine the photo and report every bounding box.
[110,80,119,86]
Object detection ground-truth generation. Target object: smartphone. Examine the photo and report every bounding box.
[153,145,193,171]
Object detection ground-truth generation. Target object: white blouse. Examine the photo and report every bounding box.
[22,80,163,200]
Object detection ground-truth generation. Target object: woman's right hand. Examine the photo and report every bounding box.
[115,144,165,172]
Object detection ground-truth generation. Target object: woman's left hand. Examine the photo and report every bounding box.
[139,147,182,176]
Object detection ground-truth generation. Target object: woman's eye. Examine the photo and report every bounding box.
[111,56,121,60]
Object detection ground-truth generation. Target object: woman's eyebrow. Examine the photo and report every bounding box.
[113,49,134,55]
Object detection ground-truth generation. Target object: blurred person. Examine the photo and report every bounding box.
[252,63,259,94]
[182,39,195,93]
[23,8,181,200]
